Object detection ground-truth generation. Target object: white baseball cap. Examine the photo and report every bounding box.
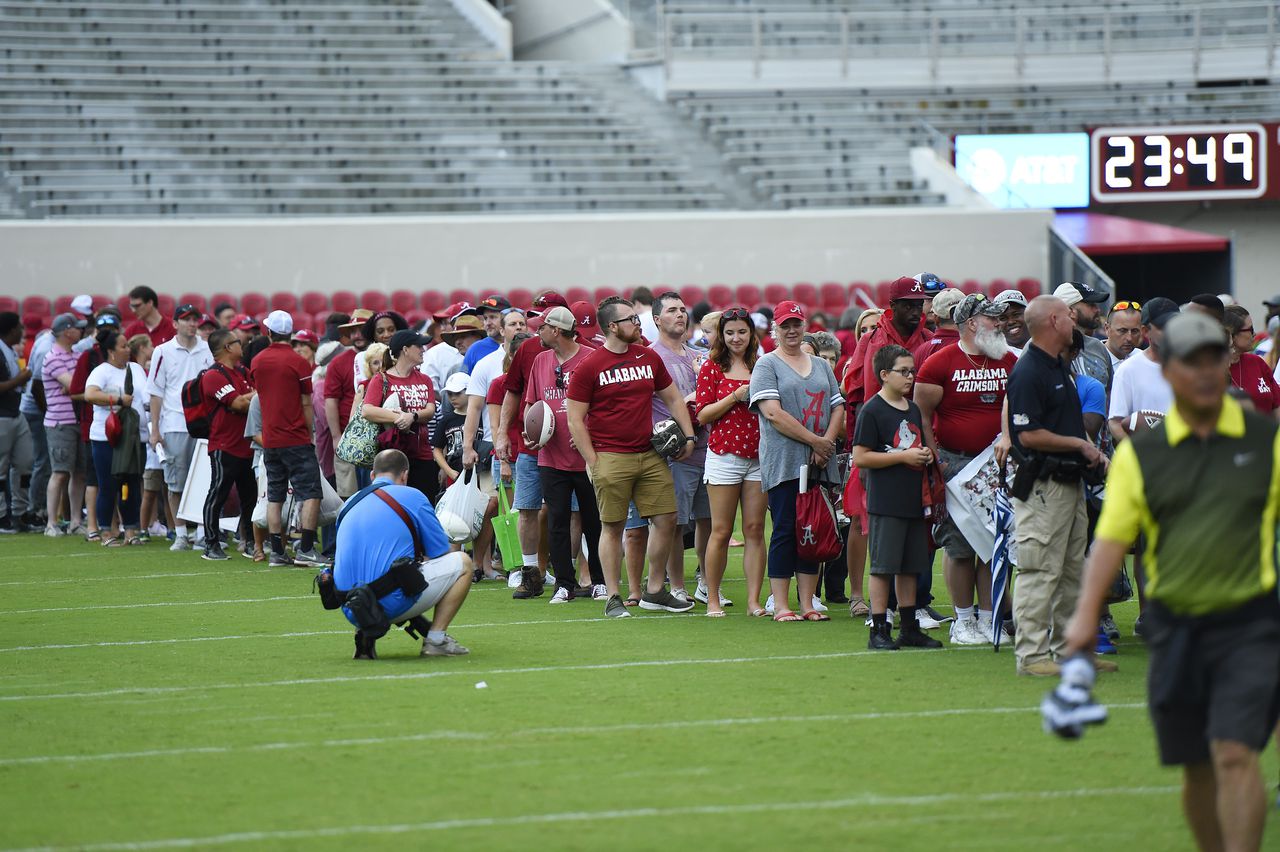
[443,372,469,394]
[70,295,93,316]
[263,309,293,336]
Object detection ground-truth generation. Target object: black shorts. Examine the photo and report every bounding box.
[263,444,323,504]
[1145,595,1280,766]
[868,514,931,575]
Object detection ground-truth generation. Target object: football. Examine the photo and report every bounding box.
[523,399,556,449]
[1127,409,1165,434]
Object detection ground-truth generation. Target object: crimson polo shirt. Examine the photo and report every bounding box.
[249,342,313,449]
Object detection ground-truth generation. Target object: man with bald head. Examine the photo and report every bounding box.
[1104,301,1142,369]
[1005,296,1110,677]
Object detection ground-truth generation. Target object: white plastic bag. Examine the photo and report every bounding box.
[252,460,342,529]
[434,465,488,543]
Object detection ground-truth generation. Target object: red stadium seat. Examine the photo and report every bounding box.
[849,282,875,309]
[390,290,416,314]
[179,293,207,313]
[300,291,328,315]
[115,295,134,320]
[593,286,619,304]
[361,291,389,312]
[308,312,327,333]
[763,283,789,305]
[21,296,50,317]
[241,293,267,316]
[793,282,819,309]
[53,296,74,315]
[331,290,357,314]
[209,292,238,314]
[0,296,17,313]
[421,291,447,313]
[89,294,111,312]
[448,289,473,307]
[707,284,733,308]
[735,284,762,307]
[270,292,298,313]
[1014,278,1042,299]
[157,294,175,317]
[819,282,846,309]
[565,287,591,305]
[874,281,895,307]
[290,312,310,334]
[23,314,47,334]
[507,288,533,310]
[959,279,983,296]
[405,309,429,327]
[679,285,706,307]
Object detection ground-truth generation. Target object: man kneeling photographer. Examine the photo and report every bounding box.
[323,449,472,659]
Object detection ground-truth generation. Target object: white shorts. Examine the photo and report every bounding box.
[397,551,470,620]
[703,450,762,486]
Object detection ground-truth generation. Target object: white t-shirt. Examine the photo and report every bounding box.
[466,347,505,443]
[1108,352,1171,419]
[420,342,461,392]
[86,361,149,442]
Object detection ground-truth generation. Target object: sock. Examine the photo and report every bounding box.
[871,612,887,630]
[955,605,975,622]
[175,527,188,541]
[300,529,316,552]
[522,552,539,568]
[426,629,447,643]
[269,533,284,555]
[978,608,993,622]
[899,606,918,631]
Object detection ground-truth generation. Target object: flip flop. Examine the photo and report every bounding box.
[624,597,641,607]
[101,537,122,548]
[749,608,769,617]
[773,610,803,622]
[802,611,831,622]
[85,529,102,542]
[705,610,727,618]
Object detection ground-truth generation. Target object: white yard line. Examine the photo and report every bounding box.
[0,596,311,616]
[0,703,1146,767]
[0,785,1177,851]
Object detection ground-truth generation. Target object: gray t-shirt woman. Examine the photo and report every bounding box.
[749,352,844,491]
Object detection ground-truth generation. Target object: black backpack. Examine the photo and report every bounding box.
[181,364,234,439]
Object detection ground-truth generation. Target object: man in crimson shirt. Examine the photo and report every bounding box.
[912,288,965,368]
[199,329,258,560]
[523,306,604,602]
[323,309,373,499]
[123,286,176,347]
[845,276,932,404]
[915,293,1019,645]
[250,311,327,568]
[566,296,697,619]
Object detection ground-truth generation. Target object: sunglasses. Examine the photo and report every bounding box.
[1110,300,1141,314]
[721,308,750,322]
[1237,327,1256,336]
[611,314,641,326]
[554,364,565,389]
[922,280,948,294]
[501,307,525,317]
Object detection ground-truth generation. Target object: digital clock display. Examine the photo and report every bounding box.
[1091,124,1268,203]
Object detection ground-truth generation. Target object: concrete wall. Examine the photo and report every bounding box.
[447,0,512,59]
[0,207,1052,303]
[512,0,631,62]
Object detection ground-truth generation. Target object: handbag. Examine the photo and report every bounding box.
[104,363,132,448]
[434,465,489,544]
[795,465,842,563]
[336,380,380,468]
[492,480,521,571]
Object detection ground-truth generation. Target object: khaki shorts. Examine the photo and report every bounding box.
[590,450,676,524]
[333,456,359,499]
[143,468,166,493]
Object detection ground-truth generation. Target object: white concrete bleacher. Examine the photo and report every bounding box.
[0,0,726,216]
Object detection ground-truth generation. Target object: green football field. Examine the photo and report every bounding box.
[1,532,1275,851]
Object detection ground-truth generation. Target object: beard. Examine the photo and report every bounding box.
[975,325,1010,359]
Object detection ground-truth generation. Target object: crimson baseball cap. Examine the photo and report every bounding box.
[888,276,930,302]
[291,329,319,348]
[232,314,259,331]
[774,300,806,325]
[174,303,201,321]
[433,301,472,321]
[532,291,568,310]
[198,313,218,328]
[569,301,598,329]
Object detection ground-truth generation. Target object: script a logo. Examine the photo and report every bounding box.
[799,525,817,547]
[1142,414,1162,429]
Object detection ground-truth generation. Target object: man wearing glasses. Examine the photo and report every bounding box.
[1105,301,1143,370]
[520,306,603,603]
[198,329,257,560]
[567,297,698,618]
[124,286,176,347]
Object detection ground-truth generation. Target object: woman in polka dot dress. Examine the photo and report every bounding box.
[696,309,766,616]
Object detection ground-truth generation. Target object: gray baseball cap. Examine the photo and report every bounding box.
[1160,312,1228,364]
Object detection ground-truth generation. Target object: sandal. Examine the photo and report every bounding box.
[802,611,831,622]
[749,608,769,617]
[85,529,102,542]
[623,597,641,608]
[124,536,145,546]
[772,610,803,622]
[849,596,870,618]
[705,610,727,618]
[101,537,123,548]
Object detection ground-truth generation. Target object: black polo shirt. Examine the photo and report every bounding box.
[1007,342,1086,462]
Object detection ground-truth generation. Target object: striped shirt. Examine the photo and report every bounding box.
[41,344,79,427]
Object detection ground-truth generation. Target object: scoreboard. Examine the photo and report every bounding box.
[1090,124,1272,203]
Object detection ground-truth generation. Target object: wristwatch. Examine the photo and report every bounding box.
[685,436,696,443]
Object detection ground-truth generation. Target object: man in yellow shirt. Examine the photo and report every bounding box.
[1061,312,1280,852]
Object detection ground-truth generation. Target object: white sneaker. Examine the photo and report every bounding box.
[916,608,942,630]
[591,584,608,601]
[545,571,555,586]
[671,588,691,605]
[169,536,191,552]
[44,526,64,538]
[694,581,732,607]
[549,587,571,604]
[147,521,166,537]
[811,596,828,613]
[765,594,775,615]
[949,616,988,646]
[507,570,522,589]
[976,613,1013,645]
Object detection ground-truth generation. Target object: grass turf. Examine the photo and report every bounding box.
[0,532,1275,851]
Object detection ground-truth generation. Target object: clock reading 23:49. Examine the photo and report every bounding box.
[1090,124,1268,203]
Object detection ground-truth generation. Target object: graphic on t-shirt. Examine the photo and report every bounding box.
[884,419,923,453]
[598,363,654,386]
[800,390,826,431]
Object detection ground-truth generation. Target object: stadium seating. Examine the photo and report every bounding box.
[0,297,18,313]
[209,293,238,314]
[331,291,358,314]
[300,292,329,316]
[179,293,207,313]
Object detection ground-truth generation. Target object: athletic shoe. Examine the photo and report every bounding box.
[639,588,694,613]
[506,570,522,589]
[867,623,898,651]
[293,548,331,567]
[975,613,1010,645]
[1133,612,1147,638]
[268,551,293,567]
[169,536,191,552]
[949,616,988,646]
[1096,627,1118,655]
[591,584,609,601]
[671,588,692,606]
[44,526,64,538]
[421,634,469,656]
[20,511,44,532]
[867,610,896,629]
[604,594,632,619]
[916,608,942,630]
[1100,613,1121,642]
[1018,659,1062,677]
[693,580,733,607]
[238,540,254,559]
[548,587,573,604]
[0,518,17,534]
[898,627,944,649]
[545,571,555,586]
[811,596,828,614]
[201,544,230,561]
[923,606,954,624]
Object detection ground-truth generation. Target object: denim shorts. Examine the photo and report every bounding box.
[514,452,543,510]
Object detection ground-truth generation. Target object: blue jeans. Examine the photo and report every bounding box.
[91,439,141,530]
[25,412,49,516]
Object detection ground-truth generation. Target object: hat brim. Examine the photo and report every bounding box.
[1080,293,1109,304]
[890,293,930,301]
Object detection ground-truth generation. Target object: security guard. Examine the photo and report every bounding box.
[1064,312,1280,852]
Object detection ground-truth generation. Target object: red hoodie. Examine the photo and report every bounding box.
[842,308,931,404]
